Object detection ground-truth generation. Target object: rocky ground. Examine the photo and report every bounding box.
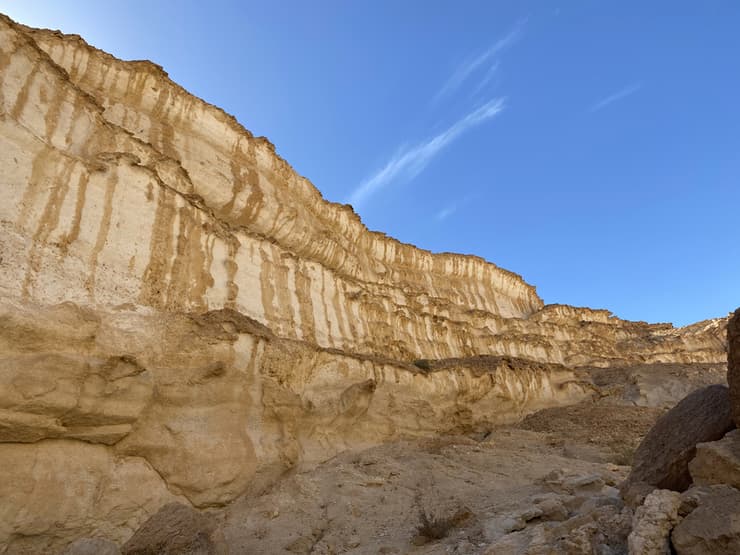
[213,363,722,555]
[107,361,720,555]
[220,429,630,555]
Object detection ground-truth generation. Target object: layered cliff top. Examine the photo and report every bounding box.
[0,14,728,366]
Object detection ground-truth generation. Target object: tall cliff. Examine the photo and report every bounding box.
[0,14,729,554]
[1,15,726,366]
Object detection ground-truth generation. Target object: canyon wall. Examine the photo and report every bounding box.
[0,14,729,553]
[0,299,595,553]
[1,16,726,366]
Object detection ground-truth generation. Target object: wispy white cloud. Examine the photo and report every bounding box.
[347,22,523,209]
[347,98,505,207]
[589,83,642,113]
[470,61,500,99]
[435,193,475,221]
[436,204,457,221]
[432,20,525,105]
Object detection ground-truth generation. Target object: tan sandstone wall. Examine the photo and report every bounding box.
[0,298,594,553]
[0,16,726,366]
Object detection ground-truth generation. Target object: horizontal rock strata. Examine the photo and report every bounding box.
[0,298,594,553]
[0,15,727,366]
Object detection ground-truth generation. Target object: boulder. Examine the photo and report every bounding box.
[728,308,740,426]
[671,486,740,554]
[628,489,682,555]
[621,385,734,502]
[689,429,740,489]
[677,484,737,517]
[121,503,227,555]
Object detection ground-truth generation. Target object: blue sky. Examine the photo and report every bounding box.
[2,1,738,326]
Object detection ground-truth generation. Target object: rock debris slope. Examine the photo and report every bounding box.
[0,13,731,554]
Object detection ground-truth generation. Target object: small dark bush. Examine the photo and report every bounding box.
[414,507,471,543]
[416,512,454,540]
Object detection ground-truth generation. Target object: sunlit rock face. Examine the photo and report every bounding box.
[0,13,730,553]
[2,16,727,366]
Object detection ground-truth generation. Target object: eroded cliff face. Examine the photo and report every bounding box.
[0,14,729,553]
[0,299,595,553]
[0,16,726,366]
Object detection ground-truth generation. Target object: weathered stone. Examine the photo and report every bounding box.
[728,308,740,426]
[622,385,735,500]
[121,503,227,555]
[115,404,258,507]
[622,480,659,509]
[59,537,121,555]
[0,441,179,554]
[628,489,682,555]
[677,484,738,517]
[0,352,153,444]
[671,486,740,554]
[483,504,632,555]
[689,429,740,489]
[0,300,606,552]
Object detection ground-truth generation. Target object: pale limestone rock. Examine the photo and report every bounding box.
[620,363,728,409]
[484,504,631,555]
[689,429,740,489]
[0,352,152,444]
[677,484,738,517]
[0,441,180,554]
[115,404,258,507]
[671,486,740,554]
[0,299,596,550]
[628,489,682,555]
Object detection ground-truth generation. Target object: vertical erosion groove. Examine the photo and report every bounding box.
[85,169,117,299]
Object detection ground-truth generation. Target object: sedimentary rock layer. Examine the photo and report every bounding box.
[0,298,593,553]
[0,15,728,366]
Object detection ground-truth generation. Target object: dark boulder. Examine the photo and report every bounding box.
[620,385,734,505]
[728,308,740,426]
[121,503,227,555]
